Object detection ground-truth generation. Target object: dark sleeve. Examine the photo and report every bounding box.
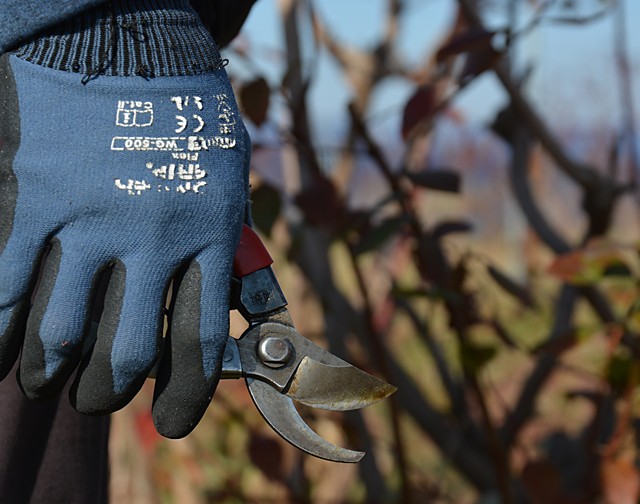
[0,365,110,504]
[0,0,107,53]
[190,0,258,48]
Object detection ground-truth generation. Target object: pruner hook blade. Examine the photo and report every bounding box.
[247,377,365,463]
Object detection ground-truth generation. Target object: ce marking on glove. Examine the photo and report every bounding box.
[171,95,206,134]
[175,114,205,134]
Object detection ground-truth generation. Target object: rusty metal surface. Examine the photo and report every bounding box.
[286,356,397,411]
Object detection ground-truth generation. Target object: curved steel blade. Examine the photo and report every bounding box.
[234,323,396,412]
[246,377,365,463]
[287,357,397,411]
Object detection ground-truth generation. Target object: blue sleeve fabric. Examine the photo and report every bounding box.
[0,0,252,438]
[0,0,106,53]
[190,0,257,48]
[0,0,258,54]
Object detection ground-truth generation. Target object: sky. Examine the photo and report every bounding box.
[228,0,640,144]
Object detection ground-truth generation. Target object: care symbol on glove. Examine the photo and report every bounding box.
[116,100,154,128]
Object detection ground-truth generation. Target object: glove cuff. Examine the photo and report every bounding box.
[12,0,224,80]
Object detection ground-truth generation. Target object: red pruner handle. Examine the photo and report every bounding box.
[233,225,274,278]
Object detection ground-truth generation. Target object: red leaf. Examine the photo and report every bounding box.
[248,433,285,481]
[293,175,343,228]
[521,459,563,504]
[548,241,633,285]
[239,77,270,127]
[432,220,473,240]
[460,46,501,82]
[405,169,461,193]
[134,411,161,454]
[436,28,496,62]
[401,86,436,140]
[548,250,589,283]
[600,455,640,504]
[416,234,450,285]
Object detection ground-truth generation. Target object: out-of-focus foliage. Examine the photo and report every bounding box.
[110,0,640,502]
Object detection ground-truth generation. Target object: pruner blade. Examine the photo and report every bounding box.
[286,356,397,412]
[221,324,396,463]
[225,224,397,462]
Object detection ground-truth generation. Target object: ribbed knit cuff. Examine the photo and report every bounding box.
[12,0,224,80]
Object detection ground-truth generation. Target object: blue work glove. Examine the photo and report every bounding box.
[0,1,250,438]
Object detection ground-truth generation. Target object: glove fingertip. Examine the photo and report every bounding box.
[151,259,225,438]
[152,381,215,439]
[152,343,220,439]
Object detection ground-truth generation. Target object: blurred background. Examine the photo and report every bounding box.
[110,0,640,502]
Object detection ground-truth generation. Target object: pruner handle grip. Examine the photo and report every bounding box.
[233,224,273,278]
[231,225,287,320]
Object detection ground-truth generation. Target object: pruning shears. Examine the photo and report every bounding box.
[223,225,396,463]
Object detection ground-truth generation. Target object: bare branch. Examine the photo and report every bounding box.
[456,0,599,190]
[383,0,405,48]
[394,296,468,418]
[544,2,616,25]
[510,0,559,40]
[385,349,497,490]
[614,0,640,189]
[502,285,577,447]
[509,126,572,254]
[347,249,411,502]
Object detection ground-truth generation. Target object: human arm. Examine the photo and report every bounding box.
[0,0,252,438]
[190,0,258,48]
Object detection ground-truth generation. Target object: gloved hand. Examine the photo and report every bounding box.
[0,43,250,437]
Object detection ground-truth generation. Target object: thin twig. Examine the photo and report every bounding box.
[509,122,571,254]
[501,285,578,447]
[447,294,516,503]
[468,374,516,504]
[395,296,467,417]
[544,3,616,26]
[347,78,496,491]
[614,0,640,190]
[510,0,559,40]
[347,246,411,503]
[279,3,390,497]
[385,344,497,490]
[456,0,598,190]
